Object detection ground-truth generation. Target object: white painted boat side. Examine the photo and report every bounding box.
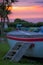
[7,39,43,58]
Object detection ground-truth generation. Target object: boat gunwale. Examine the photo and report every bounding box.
[6,35,43,42]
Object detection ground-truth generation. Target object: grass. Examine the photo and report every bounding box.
[0,41,43,65]
[0,42,9,59]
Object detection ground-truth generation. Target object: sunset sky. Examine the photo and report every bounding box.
[0,0,43,22]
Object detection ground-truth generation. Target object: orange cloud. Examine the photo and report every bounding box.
[12,6,43,12]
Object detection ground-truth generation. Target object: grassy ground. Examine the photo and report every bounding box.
[0,41,43,65]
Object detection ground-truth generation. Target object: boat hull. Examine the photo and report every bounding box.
[7,38,43,58]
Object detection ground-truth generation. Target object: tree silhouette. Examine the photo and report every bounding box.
[0,0,18,39]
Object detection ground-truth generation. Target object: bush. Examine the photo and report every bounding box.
[4,27,14,32]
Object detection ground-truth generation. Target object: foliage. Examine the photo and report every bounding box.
[14,19,33,27]
[14,19,43,27]
[0,18,43,28]
[0,0,18,38]
[8,22,16,28]
[0,0,18,20]
[36,22,43,27]
[0,3,11,18]
[4,27,15,32]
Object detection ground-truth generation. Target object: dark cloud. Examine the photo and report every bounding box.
[35,1,43,3]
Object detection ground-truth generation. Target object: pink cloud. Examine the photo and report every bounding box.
[8,5,43,19]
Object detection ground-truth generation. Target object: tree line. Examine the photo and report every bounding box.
[0,18,43,33]
[7,18,43,27]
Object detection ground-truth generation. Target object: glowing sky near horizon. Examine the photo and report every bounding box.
[0,0,43,22]
[10,6,43,19]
